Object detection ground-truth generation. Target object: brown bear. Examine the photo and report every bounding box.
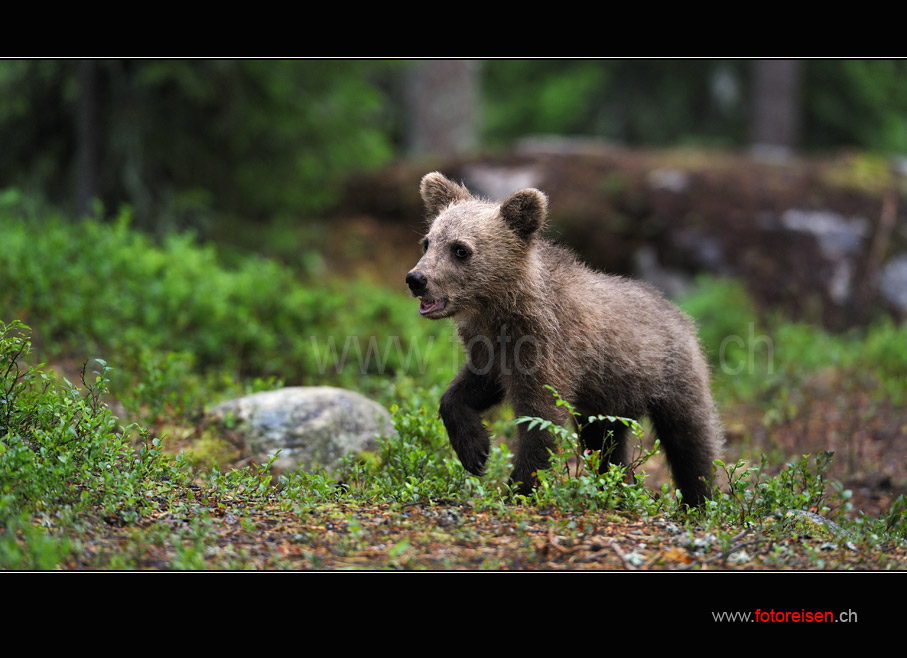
[406,172,722,505]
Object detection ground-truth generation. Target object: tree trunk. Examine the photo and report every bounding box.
[76,59,100,216]
[406,60,479,158]
[750,59,801,153]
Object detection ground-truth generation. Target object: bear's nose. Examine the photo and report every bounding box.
[406,271,427,295]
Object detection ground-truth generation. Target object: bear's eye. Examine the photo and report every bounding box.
[451,244,471,260]
[421,238,429,253]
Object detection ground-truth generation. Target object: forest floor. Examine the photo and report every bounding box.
[65,487,907,570]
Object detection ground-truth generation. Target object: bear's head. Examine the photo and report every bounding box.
[406,172,548,320]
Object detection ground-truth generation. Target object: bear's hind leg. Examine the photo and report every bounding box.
[649,400,721,506]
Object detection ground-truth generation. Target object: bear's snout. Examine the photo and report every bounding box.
[406,271,427,296]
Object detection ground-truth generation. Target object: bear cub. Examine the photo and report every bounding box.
[406,172,722,505]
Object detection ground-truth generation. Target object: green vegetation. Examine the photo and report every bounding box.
[0,60,397,231]
[681,276,907,409]
[515,386,663,514]
[2,207,905,569]
[0,194,455,417]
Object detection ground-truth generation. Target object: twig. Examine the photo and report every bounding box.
[609,540,638,570]
[672,527,761,571]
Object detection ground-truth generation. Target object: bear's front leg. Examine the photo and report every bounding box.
[508,386,573,495]
[439,365,506,476]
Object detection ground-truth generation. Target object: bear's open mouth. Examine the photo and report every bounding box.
[418,296,447,316]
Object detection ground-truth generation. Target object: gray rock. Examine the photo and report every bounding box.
[780,209,868,259]
[879,254,907,315]
[209,386,396,472]
[647,167,690,193]
[779,209,870,305]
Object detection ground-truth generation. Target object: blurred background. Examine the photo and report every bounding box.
[1,59,905,513]
[3,60,905,228]
[3,60,907,320]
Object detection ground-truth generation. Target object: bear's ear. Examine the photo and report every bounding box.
[500,188,548,239]
[420,172,472,217]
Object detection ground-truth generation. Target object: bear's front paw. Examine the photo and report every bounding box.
[455,444,489,476]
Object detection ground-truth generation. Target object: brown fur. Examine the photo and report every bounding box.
[406,172,723,505]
